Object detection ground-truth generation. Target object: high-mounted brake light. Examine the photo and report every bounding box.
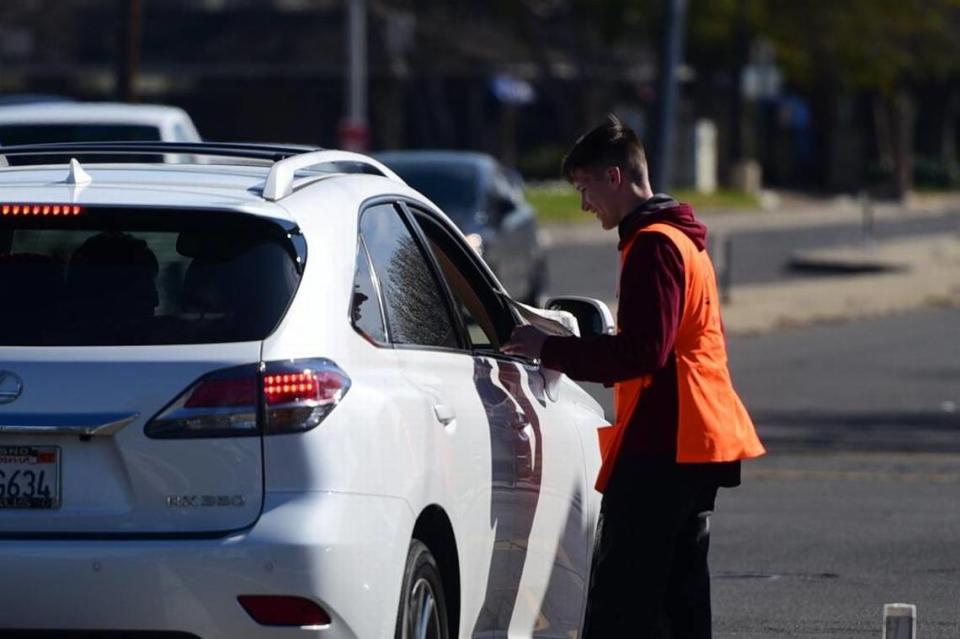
[1,204,83,217]
[145,359,350,439]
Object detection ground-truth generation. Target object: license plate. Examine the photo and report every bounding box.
[0,445,60,509]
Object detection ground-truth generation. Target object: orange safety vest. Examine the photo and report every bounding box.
[595,222,765,492]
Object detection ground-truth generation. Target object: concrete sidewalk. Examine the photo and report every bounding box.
[541,190,960,336]
[722,235,960,335]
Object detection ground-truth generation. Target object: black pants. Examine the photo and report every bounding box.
[583,465,719,639]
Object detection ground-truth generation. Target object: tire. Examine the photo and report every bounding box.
[395,539,450,639]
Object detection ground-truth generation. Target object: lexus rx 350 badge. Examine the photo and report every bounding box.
[0,371,23,404]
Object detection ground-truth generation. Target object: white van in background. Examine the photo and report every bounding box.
[0,101,201,146]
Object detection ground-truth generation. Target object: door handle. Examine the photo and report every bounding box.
[433,403,456,425]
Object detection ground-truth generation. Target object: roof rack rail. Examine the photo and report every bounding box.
[0,142,406,200]
[0,141,320,162]
[262,150,404,201]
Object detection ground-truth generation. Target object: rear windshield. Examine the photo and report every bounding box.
[0,208,302,346]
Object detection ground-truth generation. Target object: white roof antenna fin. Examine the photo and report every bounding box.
[65,158,92,186]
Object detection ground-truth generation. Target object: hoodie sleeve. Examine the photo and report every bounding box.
[540,232,684,384]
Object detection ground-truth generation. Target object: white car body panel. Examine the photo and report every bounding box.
[0,147,605,638]
[0,491,413,638]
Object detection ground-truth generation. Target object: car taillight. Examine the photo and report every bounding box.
[145,359,350,439]
[262,361,350,435]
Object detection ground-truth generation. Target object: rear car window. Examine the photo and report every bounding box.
[0,207,301,345]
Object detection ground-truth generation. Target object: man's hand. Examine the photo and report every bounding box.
[500,325,549,359]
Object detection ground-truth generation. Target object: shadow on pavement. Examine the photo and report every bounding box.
[753,409,960,453]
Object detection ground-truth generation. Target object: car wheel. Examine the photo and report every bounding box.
[395,539,450,639]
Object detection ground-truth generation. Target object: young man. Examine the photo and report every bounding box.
[501,114,765,638]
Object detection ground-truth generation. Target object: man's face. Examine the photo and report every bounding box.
[571,167,621,230]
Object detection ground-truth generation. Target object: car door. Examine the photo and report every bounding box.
[356,201,515,637]
[406,204,592,638]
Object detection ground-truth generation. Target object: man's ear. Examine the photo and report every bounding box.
[606,166,622,186]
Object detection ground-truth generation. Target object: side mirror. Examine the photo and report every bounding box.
[543,296,615,339]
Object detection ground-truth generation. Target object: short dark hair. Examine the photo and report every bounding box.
[561,114,648,184]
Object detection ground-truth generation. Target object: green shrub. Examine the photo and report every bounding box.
[518,145,568,180]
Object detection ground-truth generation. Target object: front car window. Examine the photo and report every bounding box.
[0,208,300,345]
[409,208,516,352]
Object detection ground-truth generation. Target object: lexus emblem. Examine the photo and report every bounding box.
[0,371,24,404]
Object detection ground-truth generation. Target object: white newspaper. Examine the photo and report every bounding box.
[503,296,578,337]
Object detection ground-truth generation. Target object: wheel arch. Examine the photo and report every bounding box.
[412,504,461,638]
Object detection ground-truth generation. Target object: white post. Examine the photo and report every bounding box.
[882,603,916,639]
[694,119,717,194]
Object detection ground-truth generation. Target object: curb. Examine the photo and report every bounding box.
[720,236,960,336]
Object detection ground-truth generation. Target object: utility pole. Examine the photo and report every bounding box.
[652,0,687,192]
[340,0,369,151]
[117,0,143,102]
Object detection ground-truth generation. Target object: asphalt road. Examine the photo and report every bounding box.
[544,211,960,299]
[713,306,960,638]
[575,307,960,637]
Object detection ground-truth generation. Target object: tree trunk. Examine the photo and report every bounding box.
[117,0,142,103]
[890,91,914,201]
[942,86,959,171]
[871,91,914,200]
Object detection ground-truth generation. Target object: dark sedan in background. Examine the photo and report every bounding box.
[375,150,548,304]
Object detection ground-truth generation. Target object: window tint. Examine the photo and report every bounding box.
[0,209,300,345]
[351,237,387,343]
[359,203,458,349]
[411,210,516,351]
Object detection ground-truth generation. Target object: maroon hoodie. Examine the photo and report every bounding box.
[542,196,739,482]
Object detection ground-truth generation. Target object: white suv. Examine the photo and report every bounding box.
[0,143,607,639]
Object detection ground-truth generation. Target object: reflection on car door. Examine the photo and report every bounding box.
[407,204,591,637]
